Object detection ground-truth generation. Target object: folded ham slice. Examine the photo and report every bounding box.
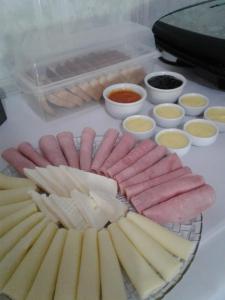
[2,148,36,175]
[91,128,119,173]
[79,127,96,171]
[125,166,192,200]
[57,132,79,168]
[39,135,68,166]
[119,153,182,193]
[107,139,156,177]
[115,145,167,183]
[18,142,50,168]
[143,184,215,224]
[100,132,136,175]
[131,174,205,213]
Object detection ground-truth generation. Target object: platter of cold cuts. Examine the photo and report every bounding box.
[0,128,215,300]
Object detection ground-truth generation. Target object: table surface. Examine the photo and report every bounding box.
[0,61,225,300]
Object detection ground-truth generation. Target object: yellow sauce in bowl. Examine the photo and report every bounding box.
[155,106,182,119]
[206,107,225,123]
[124,117,153,132]
[157,131,189,149]
[181,95,207,107]
[186,122,217,138]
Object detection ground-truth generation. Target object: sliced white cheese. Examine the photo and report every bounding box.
[54,229,82,300]
[2,222,57,300]
[0,172,36,190]
[26,228,66,300]
[77,228,100,300]
[108,223,164,300]
[90,190,127,222]
[60,165,88,194]
[0,212,44,260]
[0,186,36,206]
[71,189,108,229]
[0,217,48,289]
[127,212,194,260]
[0,203,37,237]
[118,218,181,281]
[98,229,127,300]
[0,200,33,219]
[24,168,55,194]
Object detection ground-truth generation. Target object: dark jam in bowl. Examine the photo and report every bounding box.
[148,75,183,90]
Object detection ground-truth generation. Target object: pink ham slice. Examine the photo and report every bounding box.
[107,139,155,177]
[131,174,205,213]
[91,128,119,173]
[79,127,96,171]
[100,132,136,175]
[2,148,36,175]
[39,135,68,166]
[119,153,182,193]
[143,184,215,224]
[57,131,79,168]
[18,142,50,167]
[125,166,192,200]
[115,145,167,183]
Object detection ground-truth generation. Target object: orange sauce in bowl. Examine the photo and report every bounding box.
[108,89,141,103]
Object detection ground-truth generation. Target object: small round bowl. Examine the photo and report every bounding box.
[144,71,186,104]
[122,115,156,140]
[204,106,225,132]
[153,103,185,128]
[184,119,218,146]
[155,128,191,157]
[178,93,209,116]
[103,83,147,119]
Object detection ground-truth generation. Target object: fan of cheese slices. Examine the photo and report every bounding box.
[0,171,197,300]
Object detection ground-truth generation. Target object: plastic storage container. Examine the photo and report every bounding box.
[14,22,158,120]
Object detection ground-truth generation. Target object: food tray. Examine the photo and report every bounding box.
[2,135,202,300]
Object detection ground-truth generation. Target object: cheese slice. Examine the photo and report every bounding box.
[24,168,55,194]
[0,172,36,190]
[127,212,194,260]
[2,223,57,300]
[77,228,100,300]
[60,165,88,194]
[108,223,164,300]
[26,228,66,300]
[0,212,44,260]
[0,200,33,219]
[71,190,108,229]
[0,217,48,289]
[118,218,181,281]
[98,229,127,300]
[0,203,37,237]
[0,186,36,206]
[54,229,82,300]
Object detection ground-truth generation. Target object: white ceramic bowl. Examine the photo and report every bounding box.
[122,115,156,140]
[178,93,209,116]
[155,128,191,157]
[103,83,147,119]
[153,103,185,128]
[144,71,186,104]
[184,119,218,146]
[204,106,225,132]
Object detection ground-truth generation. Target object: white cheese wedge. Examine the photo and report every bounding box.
[77,228,100,300]
[71,190,108,229]
[90,190,127,222]
[127,212,194,260]
[118,218,181,281]
[0,200,33,219]
[2,222,57,300]
[54,229,82,300]
[0,203,37,237]
[108,223,164,300]
[0,186,36,206]
[60,165,88,194]
[0,172,36,189]
[24,168,55,194]
[50,194,88,230]
[0,217,48,289]
[26,228,66,300]
[0,212,44,260]
[98,229,127,300]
